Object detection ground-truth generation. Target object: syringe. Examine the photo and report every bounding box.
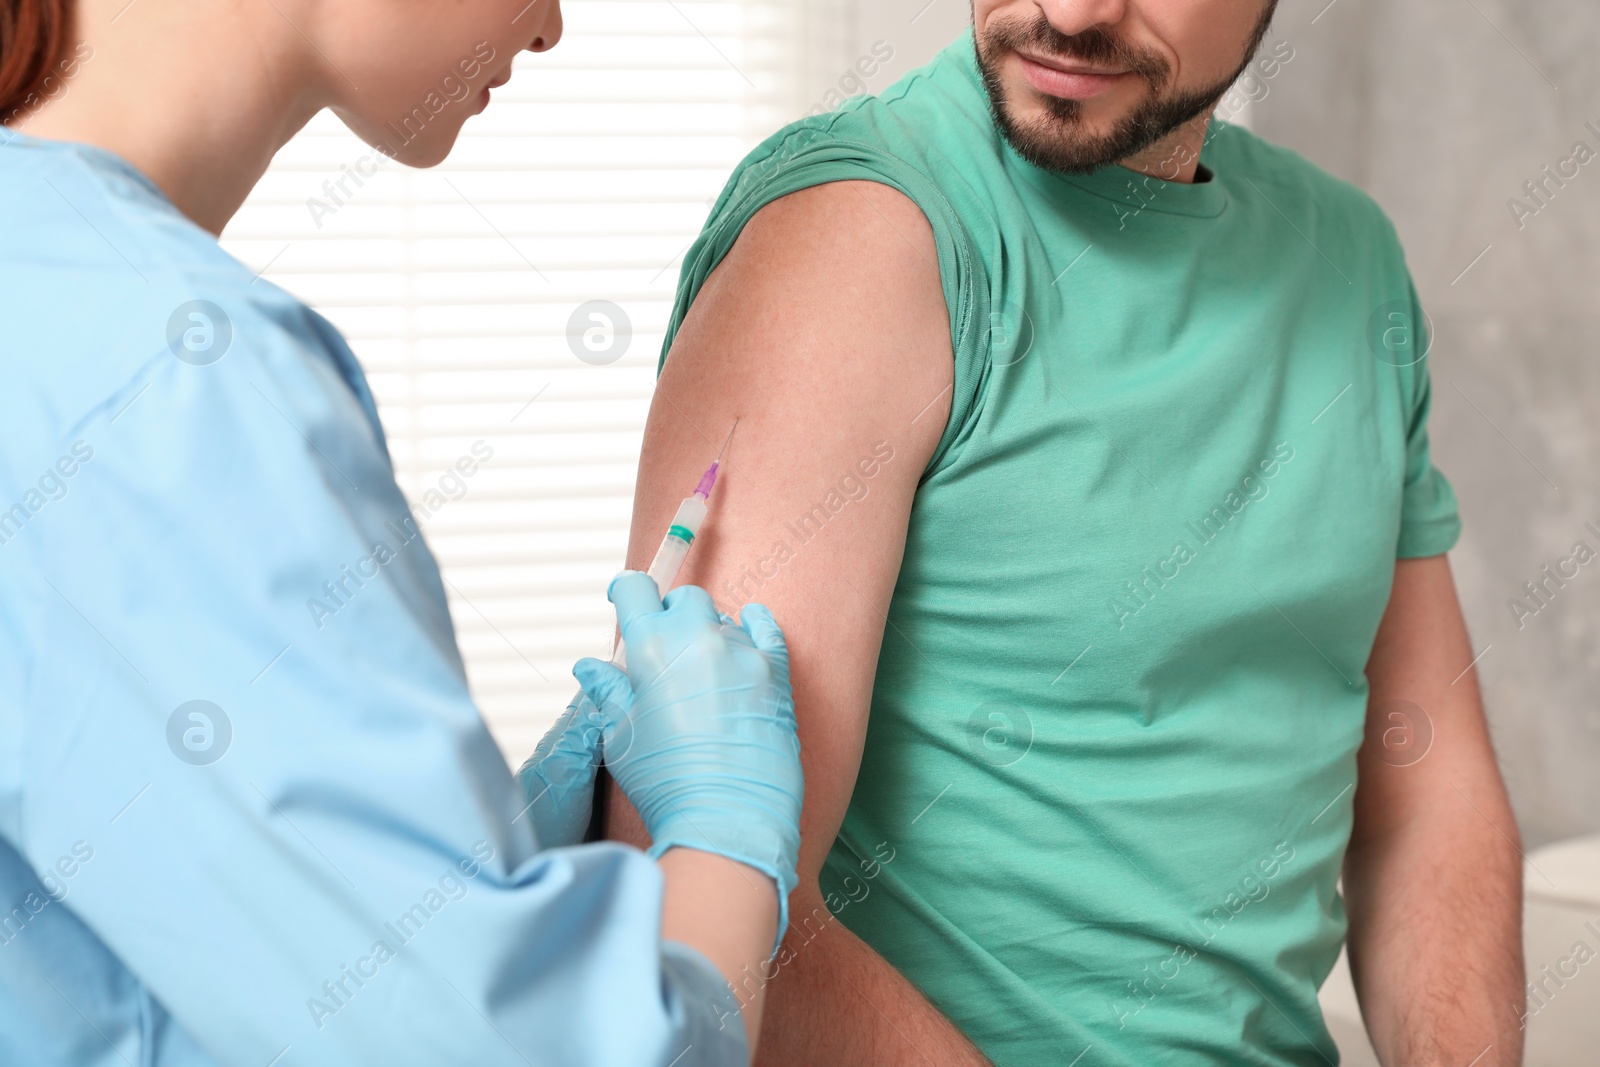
[613,419,738,664]
[643,461,721,597]
[583,421,737,841]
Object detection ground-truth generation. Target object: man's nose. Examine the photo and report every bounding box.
[1036,0,1131,38]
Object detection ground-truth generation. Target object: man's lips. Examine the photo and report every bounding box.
[1014,49,1133,100]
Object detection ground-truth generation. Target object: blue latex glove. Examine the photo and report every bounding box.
[574,572,803,957]
[515,686,609,849]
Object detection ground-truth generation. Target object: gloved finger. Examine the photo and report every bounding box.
[515,703,603,849]
[661,583,720,623]
[739,601,792,694]
[566,690,609,755]
[608,571,664,636]
[573,656,632,716]
[529,698,595,766]
[574,657,639,763]
[739,602,789,658]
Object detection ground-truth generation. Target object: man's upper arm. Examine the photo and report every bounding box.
[1353,555,1509,848]
[622,180,955,883]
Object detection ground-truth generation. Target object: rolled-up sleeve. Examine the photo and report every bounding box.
[1395,281,1463,560]
[2,298,747,1067]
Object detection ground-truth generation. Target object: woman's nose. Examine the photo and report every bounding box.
[528,0,564,53]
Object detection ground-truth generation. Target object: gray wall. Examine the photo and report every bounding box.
[1254,0,1600,849]
[831,1,1600,848]
[788,0,973,114]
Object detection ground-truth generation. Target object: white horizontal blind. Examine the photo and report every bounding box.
[219,2,848,761]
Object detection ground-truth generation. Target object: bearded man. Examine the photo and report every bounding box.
[607,3,1526,1064]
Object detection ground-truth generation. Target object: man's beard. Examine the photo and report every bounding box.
[975,4,1278,175]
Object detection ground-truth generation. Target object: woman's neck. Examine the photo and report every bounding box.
[17,0,330,235]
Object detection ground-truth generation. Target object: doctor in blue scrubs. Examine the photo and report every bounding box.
[0,1,805,1064]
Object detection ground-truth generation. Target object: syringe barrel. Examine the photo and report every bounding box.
[590,486,715,834]
[612,495,712,668]
[645,495,708,591]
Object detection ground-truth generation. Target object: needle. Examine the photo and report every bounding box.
[715,418,739,463]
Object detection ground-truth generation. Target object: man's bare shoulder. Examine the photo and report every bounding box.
[736,179,940,264]
[713,179,941,285]
[676,180,954,467]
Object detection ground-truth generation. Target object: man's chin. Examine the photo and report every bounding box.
[984,63,1159,168]
[993,100,1141,175]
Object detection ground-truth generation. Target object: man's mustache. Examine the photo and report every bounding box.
[983,15,1170,88]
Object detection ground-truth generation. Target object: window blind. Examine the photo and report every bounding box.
[220,1,885,762]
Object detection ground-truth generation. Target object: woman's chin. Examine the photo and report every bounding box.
[384,132,460,170]
[337,109,464,170]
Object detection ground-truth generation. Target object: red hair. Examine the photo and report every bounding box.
[1,0,74,122]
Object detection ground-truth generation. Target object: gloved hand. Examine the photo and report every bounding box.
[573,572,802,957]
[514,684,614,849]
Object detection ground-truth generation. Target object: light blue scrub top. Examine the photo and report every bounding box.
[0,131,746,1067]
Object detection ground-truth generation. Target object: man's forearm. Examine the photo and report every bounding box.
[1350,556,1527,1066]
[1343,790,1525,1065]
[754,889,991,1067]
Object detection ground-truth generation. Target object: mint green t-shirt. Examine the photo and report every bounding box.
[664,33,1460,1067]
